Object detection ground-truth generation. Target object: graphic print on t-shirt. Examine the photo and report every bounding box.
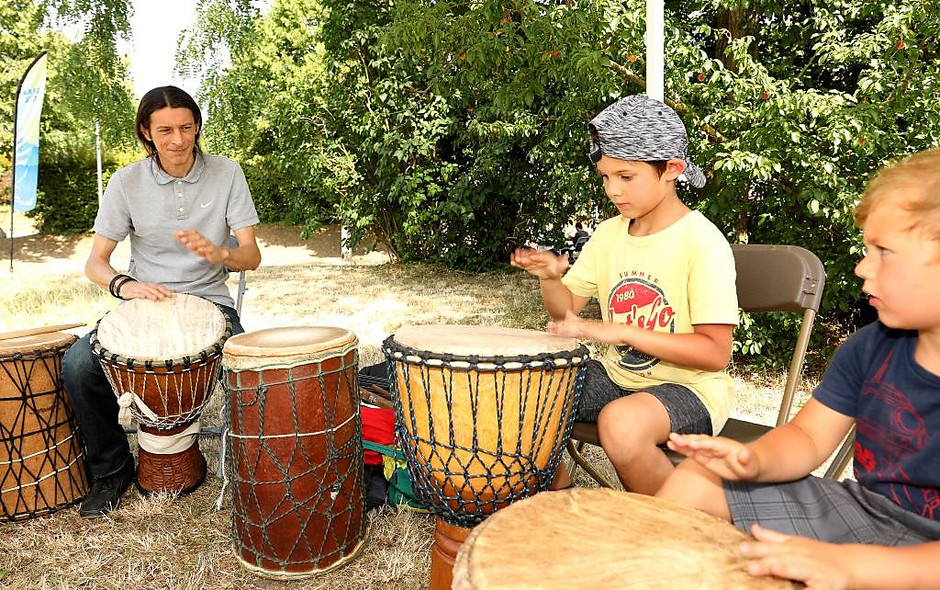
[607,275,676,372]
[857,348,936,517]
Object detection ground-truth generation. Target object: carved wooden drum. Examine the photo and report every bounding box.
[90,294,230,494]
[453,488,796,589]
[383,325,588,527]
[0,331,89,520]
[222,326,367,579]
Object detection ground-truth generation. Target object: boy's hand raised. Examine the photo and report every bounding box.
[666,433,760,481]
[510,247,569,280]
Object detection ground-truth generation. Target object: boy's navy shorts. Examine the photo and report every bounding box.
[726,476,940,545]
[575,359,713,435]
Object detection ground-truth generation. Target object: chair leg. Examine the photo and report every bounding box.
[824,427,855,480]
[566,440,617,489]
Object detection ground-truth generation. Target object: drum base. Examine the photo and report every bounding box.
[136,441,207,496]
[430,518,473,590]
[233,532,369,580]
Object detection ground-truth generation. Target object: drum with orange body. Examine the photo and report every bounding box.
[384,325,588,527]
[385,325,588,590]
[221,326,367,579]
[90,294,230,494]
[0,330,89,520]
[453,488,797,590]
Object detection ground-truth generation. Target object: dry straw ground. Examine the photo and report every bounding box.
[1,210,821,589]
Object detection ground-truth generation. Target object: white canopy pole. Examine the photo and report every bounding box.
[96,120,103,203]
[646,0,665,102]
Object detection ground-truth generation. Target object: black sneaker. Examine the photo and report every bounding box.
[79,460,136,517]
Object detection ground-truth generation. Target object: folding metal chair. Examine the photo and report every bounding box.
[823,424,855,480]
[565,244,829,488]
[228,234,247,316]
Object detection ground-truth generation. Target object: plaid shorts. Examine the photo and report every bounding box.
[575,359,712,435]
[726,476,940,545]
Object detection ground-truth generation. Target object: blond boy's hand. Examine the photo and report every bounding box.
[741,525,852,590]
[666,433,760,480]
[510,247,569,280]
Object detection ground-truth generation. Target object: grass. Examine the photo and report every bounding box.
[0,221,835,589]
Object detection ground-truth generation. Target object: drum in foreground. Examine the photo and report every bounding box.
[90,294,230,494]
[453,488,797,590]
[0,331,89,520]
[384,325,588,527]
[222,326,367,579]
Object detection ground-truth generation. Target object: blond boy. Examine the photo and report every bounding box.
[511,95,737,494]
[660,149,940,589]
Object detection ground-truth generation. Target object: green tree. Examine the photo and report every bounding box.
[312,0,628,269]
[3,0,136,222]
[179,0,341,228]
[188,0,940,364]
[1,0,47,175]
[40,0,137,151]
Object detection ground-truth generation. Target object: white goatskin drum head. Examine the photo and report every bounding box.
[0,331,77,356]
[96,293,226,360]
[392,325,579,357]
[223,326,358,369]
[453,488,795,590]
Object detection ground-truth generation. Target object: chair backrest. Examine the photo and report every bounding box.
[731,244,826,426]
[228,235,248,316]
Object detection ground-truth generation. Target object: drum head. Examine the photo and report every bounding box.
[392,325,579,357]
[222,326,358,369]
[453,488,794,590]
[95,294,226,361]
[0,331,77,357]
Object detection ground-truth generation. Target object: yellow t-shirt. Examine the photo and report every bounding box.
[562,211,738,433]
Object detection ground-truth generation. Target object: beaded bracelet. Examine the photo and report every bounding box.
[108,274,137,300]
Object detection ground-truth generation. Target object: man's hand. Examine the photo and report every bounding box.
[118,280,173,301]
[175,230,227,265]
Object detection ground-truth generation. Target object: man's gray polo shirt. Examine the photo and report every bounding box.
[93,153,260,309]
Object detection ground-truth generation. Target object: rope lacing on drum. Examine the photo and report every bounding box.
[89,323,232,430]
[382,335,588,528]
[218,352,367,574]
[0,341,90,521]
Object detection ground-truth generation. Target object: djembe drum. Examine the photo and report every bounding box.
[383,325,588,589]
[221,326,367,579]
[0,331,89,520]
[90,294,230,494]
[453,488,797,590]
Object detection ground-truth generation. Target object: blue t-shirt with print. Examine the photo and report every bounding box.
[814,321,940,520]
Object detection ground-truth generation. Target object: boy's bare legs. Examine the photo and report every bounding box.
[596,393,673,495]
[657,457,731,520]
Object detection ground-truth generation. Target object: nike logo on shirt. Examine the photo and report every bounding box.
[200,201,213,208]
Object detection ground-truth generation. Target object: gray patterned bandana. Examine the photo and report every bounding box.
[588,95,706,188]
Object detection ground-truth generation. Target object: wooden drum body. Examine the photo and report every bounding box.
[383,325,588,527]
[90,294,230,494]
[0,331,89,520]
[222,326,367,579]
[453,488,797,590]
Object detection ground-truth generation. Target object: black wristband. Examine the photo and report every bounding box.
[107,274,125,297]
[108,274,136,300]
[115,276,136,300]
